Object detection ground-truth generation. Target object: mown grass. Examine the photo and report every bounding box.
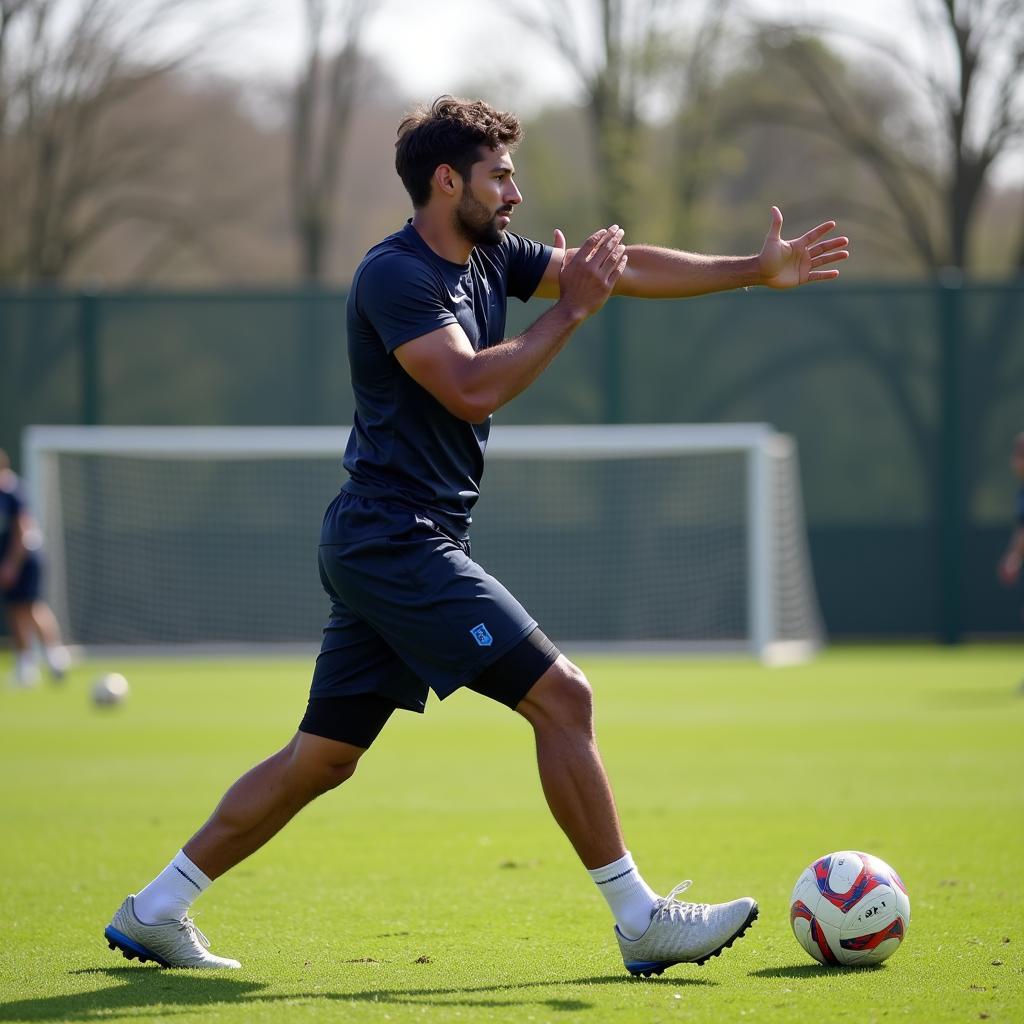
[1,645,1021,1023]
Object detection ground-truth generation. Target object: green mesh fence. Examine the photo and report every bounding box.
[2,283,1022,638]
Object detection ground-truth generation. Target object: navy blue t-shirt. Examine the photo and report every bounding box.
[0,475,27,561]
[342,222,551,538]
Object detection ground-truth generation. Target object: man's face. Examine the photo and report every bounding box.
[454,145,522,247]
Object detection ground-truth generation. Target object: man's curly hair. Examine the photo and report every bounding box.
[395,96,523,208]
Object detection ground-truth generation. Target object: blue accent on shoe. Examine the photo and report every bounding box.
[625,960,667,975]
[104,925,168,967]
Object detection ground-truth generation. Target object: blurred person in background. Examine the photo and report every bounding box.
[0,447,71,686]
[996,433,1024,676]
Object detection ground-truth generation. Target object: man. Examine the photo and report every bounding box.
[996,433,1024,693]
[0,448,71,686]
[996,433,1024,627]
[105,96,849,976]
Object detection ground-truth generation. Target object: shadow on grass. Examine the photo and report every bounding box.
[749,963,884,979]
[0,966,715,1021]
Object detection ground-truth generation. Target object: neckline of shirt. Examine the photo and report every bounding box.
[403,220,473,273]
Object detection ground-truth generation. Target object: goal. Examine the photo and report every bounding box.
[23,424,824,662]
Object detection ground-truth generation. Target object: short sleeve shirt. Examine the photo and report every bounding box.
[342,223,551,538]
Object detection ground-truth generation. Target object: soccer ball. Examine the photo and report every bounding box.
[790,851,910,966]
[91,672,130,706]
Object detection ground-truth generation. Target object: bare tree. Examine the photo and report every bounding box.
[290,0,372,282]
[667,0,737,246]
[756,0,1024,276]
[507,0,685,226]
[708,4,1024,641]
[0,0,227,284]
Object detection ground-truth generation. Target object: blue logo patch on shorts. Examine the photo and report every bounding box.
[470,623,493,647]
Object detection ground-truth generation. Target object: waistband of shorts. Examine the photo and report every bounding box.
[338,483,470,541]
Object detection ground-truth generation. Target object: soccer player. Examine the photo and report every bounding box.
[996,432,1024,617]
[105,96,849,974]
[0,448,71,686]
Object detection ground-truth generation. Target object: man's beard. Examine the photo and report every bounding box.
[455,189,510,247]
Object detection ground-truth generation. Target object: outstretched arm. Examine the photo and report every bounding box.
[533,207,848,300]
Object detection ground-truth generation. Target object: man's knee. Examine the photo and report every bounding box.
[287,733,364,797]
[314,755,359,793]
[518,657,594,733]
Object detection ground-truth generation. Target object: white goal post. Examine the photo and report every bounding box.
[24,424,824,663]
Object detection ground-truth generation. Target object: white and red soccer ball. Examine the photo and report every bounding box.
[790,851,910,966]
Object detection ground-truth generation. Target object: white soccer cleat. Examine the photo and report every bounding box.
[104,895,241,969]
[616,880,758,977]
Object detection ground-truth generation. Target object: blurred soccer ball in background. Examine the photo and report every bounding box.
[790,850,911,966]
[91,672,130,706]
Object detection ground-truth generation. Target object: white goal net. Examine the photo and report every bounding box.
[24,424,824,662]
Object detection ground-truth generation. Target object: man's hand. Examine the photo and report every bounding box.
[554,225,628,320]
[758,207,849,289]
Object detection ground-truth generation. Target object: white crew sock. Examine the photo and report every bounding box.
[133,850,212,924]
[14,652,39,686]
[587,851,659,940]
[44,644,71,674]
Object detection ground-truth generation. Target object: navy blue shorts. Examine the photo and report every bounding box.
[310,491,547,713]
[2,556,41,604]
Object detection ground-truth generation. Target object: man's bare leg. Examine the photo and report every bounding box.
[514,657,659,939]
[515,656,759,973]
[105,731,367,968]
[27,600,71,677]
[29,599,63,649]
[7,604,39,685]
[184,731,365,879]
[514,657,626,869]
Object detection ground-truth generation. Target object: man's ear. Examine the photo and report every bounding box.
[434,163,460,198]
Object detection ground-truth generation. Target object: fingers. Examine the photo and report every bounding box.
[809,250,849,269]
[553,228,566,250]
[608,250,629,287]
[799,220,839,246]
[558,225,628,313]
[584,226,627,287]
[583,225,625,264]
[808,234,849,270]
[770,206,845,249]
[809,235,849,255]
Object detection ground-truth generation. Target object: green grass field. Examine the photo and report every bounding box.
[1,646,1022,1023]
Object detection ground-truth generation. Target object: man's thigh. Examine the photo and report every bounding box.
[319,508,541,703]
[312,604,429,712]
